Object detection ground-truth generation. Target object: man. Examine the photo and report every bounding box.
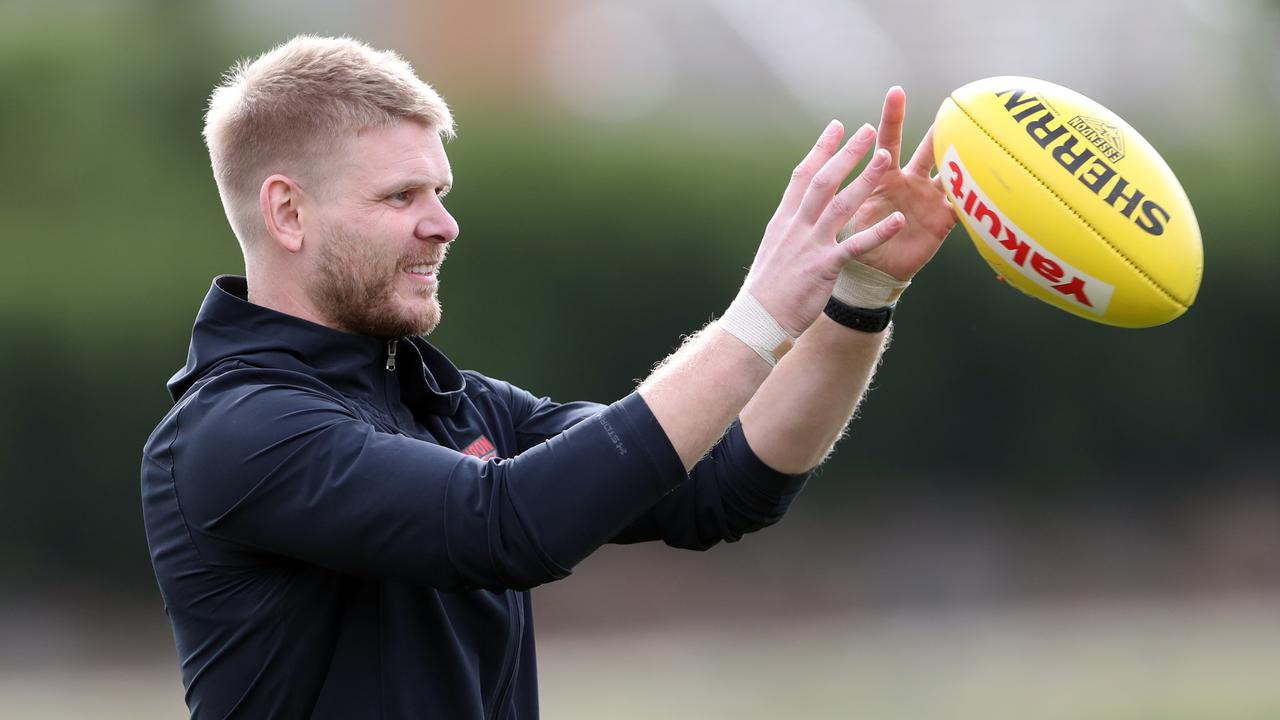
[142,35,955,718]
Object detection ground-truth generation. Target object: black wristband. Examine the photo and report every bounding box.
[823,297,893,333]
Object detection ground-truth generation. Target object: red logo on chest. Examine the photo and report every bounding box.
[461,435,497,460]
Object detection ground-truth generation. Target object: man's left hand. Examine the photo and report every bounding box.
[843,86,958,281]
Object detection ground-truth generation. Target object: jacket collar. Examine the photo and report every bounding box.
[168,275,465,415]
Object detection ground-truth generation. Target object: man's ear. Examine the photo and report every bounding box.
[260,174,306,253]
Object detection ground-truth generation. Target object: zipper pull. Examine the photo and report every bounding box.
[386,339,398,371]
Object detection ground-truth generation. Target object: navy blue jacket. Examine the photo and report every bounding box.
[142,276,808,719]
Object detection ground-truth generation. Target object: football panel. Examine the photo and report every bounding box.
[950,77,1202,307]
[935,97,1185,327]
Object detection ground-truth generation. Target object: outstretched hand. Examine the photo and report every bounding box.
[744,121,908,337]
[843,86,958,281]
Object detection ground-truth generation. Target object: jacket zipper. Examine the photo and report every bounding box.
[485,591,523,720]
[386,334,518,716]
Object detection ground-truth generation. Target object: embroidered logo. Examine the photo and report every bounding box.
[462,435,498,460]
[1067,115,1126,162]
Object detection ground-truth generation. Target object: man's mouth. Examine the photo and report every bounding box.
[402,261,441,289]
[401,249,447,284]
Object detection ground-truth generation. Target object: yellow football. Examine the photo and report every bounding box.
[933,76,1203,328]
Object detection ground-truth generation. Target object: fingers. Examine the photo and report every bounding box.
[834,211,906,262]
[904,124,938,178]
[875,86,907,167]
[775,120,846,221]
[933,172,960,222]
[812,146,893,241]
[794,124,878,225]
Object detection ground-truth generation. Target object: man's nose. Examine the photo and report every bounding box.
[414,203,458,244]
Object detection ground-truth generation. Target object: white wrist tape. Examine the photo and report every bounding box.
[832,259,911,309]
[719,288,795,367]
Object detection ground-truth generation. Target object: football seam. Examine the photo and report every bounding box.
[949,98,1187,310]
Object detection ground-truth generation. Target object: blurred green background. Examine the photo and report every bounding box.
[2,0,1278,717]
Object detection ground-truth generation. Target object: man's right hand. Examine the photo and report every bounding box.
[743,120,907,337]
[638,119,909,470]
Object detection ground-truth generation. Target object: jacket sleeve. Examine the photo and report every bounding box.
[491,378,810,551]
[610,420,809,549]
[170,370,685,592]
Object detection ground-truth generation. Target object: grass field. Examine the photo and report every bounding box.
[3,594,1278,719]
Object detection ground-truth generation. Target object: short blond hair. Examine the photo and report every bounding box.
[203,35,455,249]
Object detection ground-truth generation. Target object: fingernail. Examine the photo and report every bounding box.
[824,119,840,136]
[854,124,875,142]
[891,211,905,225]
[871,148,889,167]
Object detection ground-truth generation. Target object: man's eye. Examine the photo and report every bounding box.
[388,190,412,203]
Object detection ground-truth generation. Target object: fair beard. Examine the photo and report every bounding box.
[310,227,446,338]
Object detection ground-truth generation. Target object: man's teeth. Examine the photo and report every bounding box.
[405,264,435,274]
